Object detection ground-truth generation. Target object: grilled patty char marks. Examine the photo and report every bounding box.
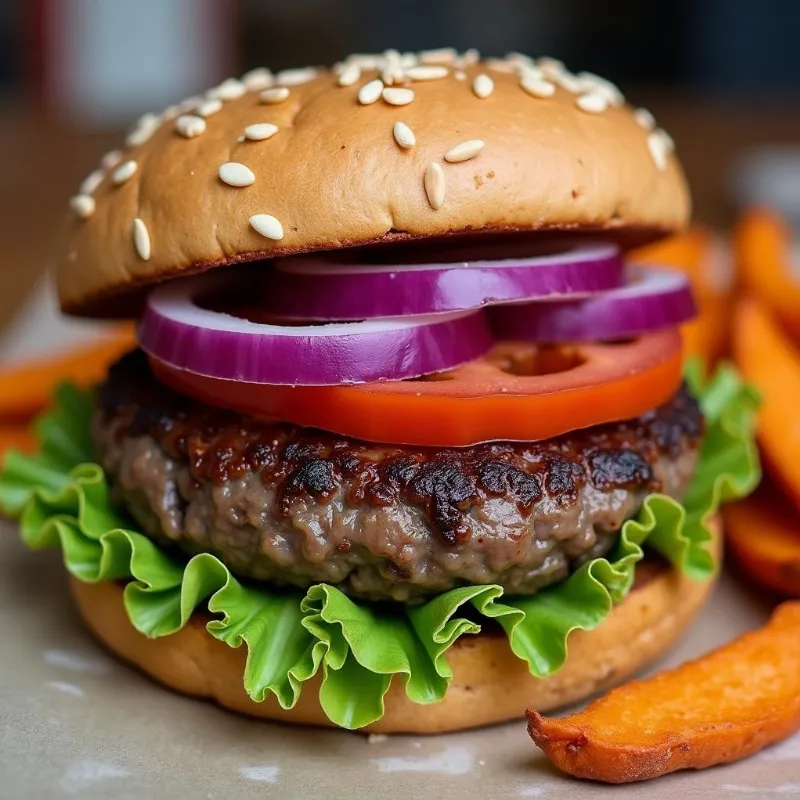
[92,350,703,602]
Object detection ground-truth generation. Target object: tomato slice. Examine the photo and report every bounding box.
[150,330,683,447]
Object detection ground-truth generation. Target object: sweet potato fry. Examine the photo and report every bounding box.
[0,424,36,458]
[680,289,731,366]
[734,208,800,344]
[733,298,800,510]
[630,226,731,364]
[724,481,800,597]
[629,225,713,280]
[527,602,800,783]
[0,326,135,422]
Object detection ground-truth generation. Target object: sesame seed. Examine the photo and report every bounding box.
[506,52,535,68]
[520,76,556,98]
[576,92,608,113]
[555,71,582,94]
[175,114,206,138]
[539,62,565,82]
[69,194,95,219]
[125,127,154,148]
[382,87,414,106]
[485,58,515,73]
[472,73,494,98]
[381,50,405,86]
[347,54,382,70]
[161,105,180,121]
[136,112,159,129]
[424,163,445,210]
[242,68,273,91]
[101,149,123,170]
[237,136,245,143]
[419,47,457,65]
[444,139,485,163]
[132,218,151,260]
[338,63,361,87]
[657,128,675,151]
[125,118,158,148]
[250,214,284,240]
[647,132,669,170]
[599,86,625,106]
[216,77,246,101]
[385,64,402,81]
[538,56,565,73]
[393,121,416,148]
[219,162,256,187]
[381,69,403,86]
[405,65,448,81]
[388,71,408,86]
[400,52,419,68]
[454,71,466,81]
[79,169,104,195]
[359,54,383,69]
[178,95,202,114]
[358,79,384,105]
[516,62,544,81]
[276,67,317,86]
[112,160,137,185]
[458,48,480,67]
[634,107,656,130]
[260,87,290,104]
[577,72,624,106]
[197,98,223,117]
[244,123,278,141]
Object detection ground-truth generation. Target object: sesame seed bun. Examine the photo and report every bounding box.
[67,517,718,734]
[57,52,689,317]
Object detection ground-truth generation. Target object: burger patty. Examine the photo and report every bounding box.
[92,351,703,603]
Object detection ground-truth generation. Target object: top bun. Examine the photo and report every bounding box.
[57,49,689,317]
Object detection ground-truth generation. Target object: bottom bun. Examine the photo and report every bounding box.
[69,517,720,734]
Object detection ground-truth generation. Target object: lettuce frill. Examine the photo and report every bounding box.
[0,362,759,728]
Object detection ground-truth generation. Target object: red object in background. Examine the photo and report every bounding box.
[24,0,238,123]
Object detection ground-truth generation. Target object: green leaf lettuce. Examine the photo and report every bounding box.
[0,361,760,728]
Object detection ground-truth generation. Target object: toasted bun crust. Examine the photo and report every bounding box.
[68,517,719,734]
[57,52,689,316]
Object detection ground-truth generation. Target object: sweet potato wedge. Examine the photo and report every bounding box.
[733,298,800,510]
[0,327,135,422]
[734,208,800,344]
[724,481,800,597]
[527,602,800,783]
[630,226,731,364]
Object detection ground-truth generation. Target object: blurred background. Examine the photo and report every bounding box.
[2,0,800,334]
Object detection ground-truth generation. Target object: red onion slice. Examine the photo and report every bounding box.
[488,267,697,342]
[263,242,624,320]
[139,274,493,385]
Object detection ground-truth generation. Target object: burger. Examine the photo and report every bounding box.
[0,49,759,734]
